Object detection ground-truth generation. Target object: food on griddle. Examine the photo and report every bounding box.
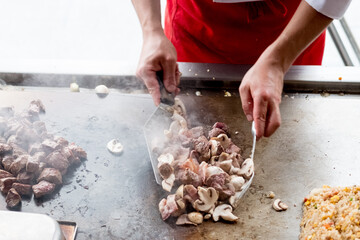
[156,103,253,225]
[5,188,21,208]
[0,100,87,209]
[12,183,32,196]
[70,82,80,92]
[32,180,55,198]
[95,85,109,98]
[272,199,288,212]
[107,139,124,155]
[300,185,360,240]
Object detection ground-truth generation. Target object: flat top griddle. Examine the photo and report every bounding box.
[0,89,359,240]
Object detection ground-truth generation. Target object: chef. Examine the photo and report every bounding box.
[131,0,351,138]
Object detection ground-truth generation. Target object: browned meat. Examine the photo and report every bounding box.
[68,143,87,160]
[32,180,55,198]
[41,139,61,153]
[183,184,199,204]
[9,144,27,159]
[17,171,34,184]
[208,128,226,138]
[37,168,62,185]
[177,169,202,187]
[28,143,43,155]
[15,126,40,148]
[32,152,47,163]
[46,151,69,175]
[9,155,29,175]
[56,137,69,147]
[12,183,32,196]
[158,194,178,220]
[193,136,211,162]
[218,183,235,201]
[225,143,241,154]
[6,188,21,208]
[26,156,40,173]
[212,122,229,133]
[0,143,12,156]
[0,177,17,194]
[61,147,80,165]
[32,121,47,135]
[28,100,45,114]
[1,156,14,171]
[205,172,228,192]
[0,169,13,179]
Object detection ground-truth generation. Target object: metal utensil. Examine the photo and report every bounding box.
[250,121,256,160]
[144,71,175,185]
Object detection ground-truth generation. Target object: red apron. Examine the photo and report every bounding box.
[164,0,325,65]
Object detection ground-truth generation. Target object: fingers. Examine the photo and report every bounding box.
[140,70,161,106]
[162,60,177,92]
[239,84,254,122]
[264,101,281,137]
[253,96,268,139]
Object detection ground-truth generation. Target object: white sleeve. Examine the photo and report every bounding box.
[305,0,352,19]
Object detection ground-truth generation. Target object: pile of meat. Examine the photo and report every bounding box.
[156,101,254,225]
[0,100,87,209]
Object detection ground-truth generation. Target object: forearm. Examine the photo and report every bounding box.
[131,0,163,35]
[261,0,333,72]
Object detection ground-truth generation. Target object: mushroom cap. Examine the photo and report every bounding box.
[193,187,219,212]
[214,134,231,149]
[272,199,288,211]
[219,160,233,173]
[239,158,254,179]
[206,166,225,179]
[230,176,245,191]
[106,139,123,155]
[187,212,203,225]
[175,184,184,199]
[212,204,238,222]
[176,214,196,226]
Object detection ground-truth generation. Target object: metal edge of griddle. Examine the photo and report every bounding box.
[1,63,360,93]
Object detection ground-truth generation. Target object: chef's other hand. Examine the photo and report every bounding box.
[239,60,283,139]
[136,30,180,106]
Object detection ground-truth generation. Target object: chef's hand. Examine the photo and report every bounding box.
[136,30,180,106]
[239,59,283,139]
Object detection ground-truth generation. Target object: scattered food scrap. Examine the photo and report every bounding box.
[70,83,80,92]
[107,139,123,155]
[224,91,231,97]
[95,85,109,98]
[272,199,288,212]
[195,91,202,97]
[266,191,275,199]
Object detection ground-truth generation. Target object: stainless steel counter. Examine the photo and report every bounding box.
[0,87,359,240]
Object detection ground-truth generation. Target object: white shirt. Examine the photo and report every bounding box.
[212,0,352,19]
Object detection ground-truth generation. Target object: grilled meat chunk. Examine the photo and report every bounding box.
[32,180,55,198]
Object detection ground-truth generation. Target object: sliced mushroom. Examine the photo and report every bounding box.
[219,160,233,173]
[172,112,188,130]
[209,140,223,157]
[193,187,218,212]
[206,166,225,179]
[272,199,288,211]
[212,204,238,222]
[106,139,123,155]
[230,176,245,191]
[239,158,254,179]
[212,134,231,149]
[176,214,196,226]
[173,98,187,118]
[162,173,175,192]
[204,213,212,220]
[187,212,203,224]
[229,166,241,175]
[171,198,187,217]
[175,184,184,199]
[157,153,174,179]
[218,152,230,162]
[266,191,275,199]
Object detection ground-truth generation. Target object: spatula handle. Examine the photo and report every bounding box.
[156,71,175,105]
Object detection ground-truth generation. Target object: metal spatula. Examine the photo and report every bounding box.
[144,71,175,185]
